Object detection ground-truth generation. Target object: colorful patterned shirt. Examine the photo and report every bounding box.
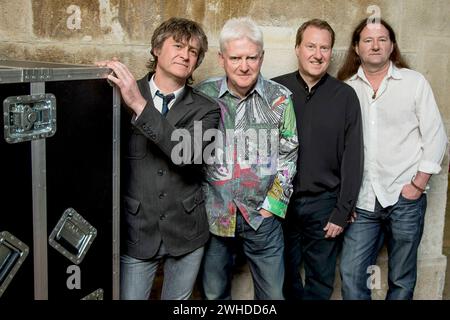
[196,74,298,237]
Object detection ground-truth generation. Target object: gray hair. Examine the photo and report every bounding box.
[219,17,264,53]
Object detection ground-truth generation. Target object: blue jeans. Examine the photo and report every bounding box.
[120,242,204,300]
[283,191,341,300]
[201,213,284,300]
[340,194,427,300]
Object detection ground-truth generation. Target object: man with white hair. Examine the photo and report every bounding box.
[197,17,298,300]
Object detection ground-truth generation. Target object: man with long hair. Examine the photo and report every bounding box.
[337,18,447,300]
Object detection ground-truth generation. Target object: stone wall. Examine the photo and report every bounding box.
[1,0,449,299]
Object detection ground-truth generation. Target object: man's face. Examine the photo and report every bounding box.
[295,26,332,84]
[154,36,200,82]
[356,24,394,70]
[219,37,264,98]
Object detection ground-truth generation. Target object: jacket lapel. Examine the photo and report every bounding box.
[166,87,194,125]
[137,73,154,106]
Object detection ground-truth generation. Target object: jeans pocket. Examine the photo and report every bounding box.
[398,193,422,203]
[391,194,426,241]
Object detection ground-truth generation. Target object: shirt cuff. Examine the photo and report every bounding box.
[261,196,287,218]
[418,160,442,175]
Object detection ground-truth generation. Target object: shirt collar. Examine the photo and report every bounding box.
[351,61,402,82]
[149,74,185,101]
[218,73,265,99]
[389,62,403,80]
[296,72,328,93]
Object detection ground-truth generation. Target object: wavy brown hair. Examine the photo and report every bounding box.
[146,17,208,85]
[337,18,409,81]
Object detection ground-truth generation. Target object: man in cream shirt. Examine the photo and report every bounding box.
[337,18,447,300]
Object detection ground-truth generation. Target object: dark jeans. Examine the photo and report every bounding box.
[283,191,341,300]
[340,194,427,300]
[201,213,284,300]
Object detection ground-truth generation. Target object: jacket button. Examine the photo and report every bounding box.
[157,169,164,176]
[159,192,166,199]
[160,214,166,220]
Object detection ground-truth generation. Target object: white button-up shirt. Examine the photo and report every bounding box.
[347,62,447,211]
[149,74,184,114]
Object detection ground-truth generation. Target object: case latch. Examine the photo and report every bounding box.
[49,208,97,265]
[0,231,29,298]
[3,94,57,143]
[81,288,104,300]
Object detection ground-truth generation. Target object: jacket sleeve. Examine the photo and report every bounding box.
[328,88,364,227]
[132,94,220,167]
[261,96,299,218]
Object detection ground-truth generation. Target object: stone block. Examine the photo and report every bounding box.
[245,0,324,27]
[32,0,104,41]
[115,0,162,43]
[0,0,32,40]
[261,48,298,79]
[31,0,162,43]
[322,0,402,48]
[193,49,224,84]
[400,0,450,52]
[420,54,448,107]
[420,205,447,258]
[261,26,295,49]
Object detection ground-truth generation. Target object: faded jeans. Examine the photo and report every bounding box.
[201,213,284,300]
[120,242,204,300]
[340,194,427,300]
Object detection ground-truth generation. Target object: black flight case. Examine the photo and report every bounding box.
[0,59,120,300]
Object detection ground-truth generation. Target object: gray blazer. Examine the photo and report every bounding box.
[121,73,220,259]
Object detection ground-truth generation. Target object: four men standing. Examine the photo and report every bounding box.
[105,14,447,300]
